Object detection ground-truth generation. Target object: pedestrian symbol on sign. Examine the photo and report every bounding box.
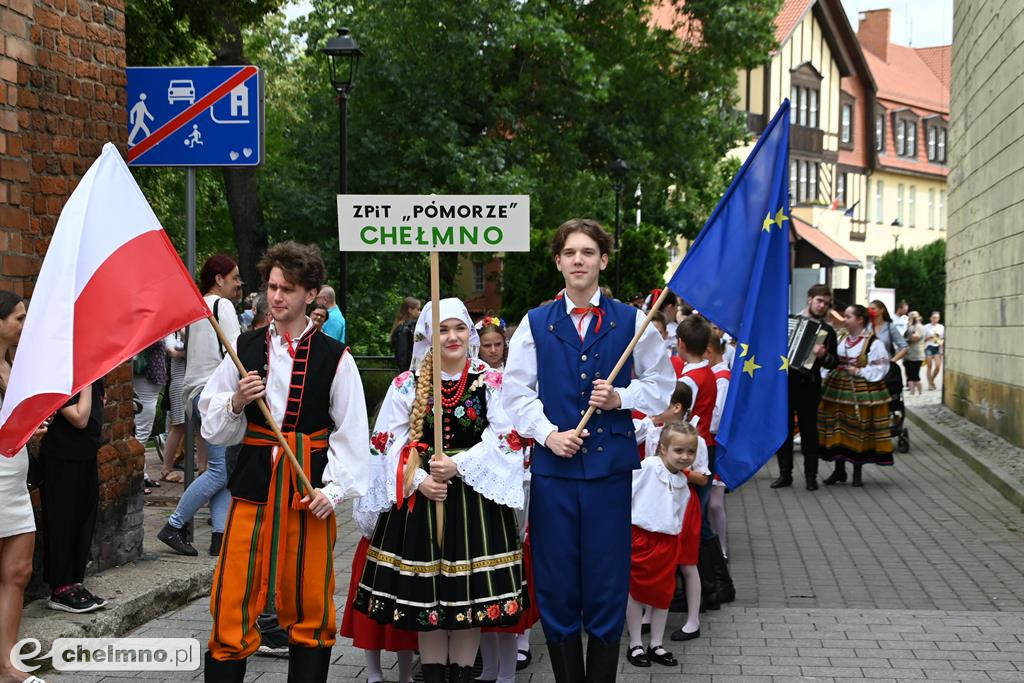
[128,93,154,147]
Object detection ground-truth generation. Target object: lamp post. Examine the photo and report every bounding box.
[322,27,364,313]
[891,218,902,249]
[608,157,629,298]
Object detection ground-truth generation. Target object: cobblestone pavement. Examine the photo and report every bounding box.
[50,371,1024,682]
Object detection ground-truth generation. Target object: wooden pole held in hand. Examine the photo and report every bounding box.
[207,314,316,499]
[573,287,673,437]
[429,252,446,543]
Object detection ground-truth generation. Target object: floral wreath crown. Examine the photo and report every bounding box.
[474,315,506,331]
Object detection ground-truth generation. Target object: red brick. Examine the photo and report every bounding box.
[5,36,35,66]
[1,10,29,39]
[61,14,86,38]
[6,135,21,156]
[0,58,17,83]
[3,254,37,277]
[39,176,67,194]
[0,159,28,181]
[0,206,27,230]
[5,85,15,106]
[7,0,33,18]
[35,7,61,30]
[0,111,16,132]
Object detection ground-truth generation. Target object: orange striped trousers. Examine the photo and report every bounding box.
[207,496,337,660]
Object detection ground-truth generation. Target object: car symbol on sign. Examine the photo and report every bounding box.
[167,80,196,105]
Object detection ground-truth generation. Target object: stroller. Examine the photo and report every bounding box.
[886,366,910,453]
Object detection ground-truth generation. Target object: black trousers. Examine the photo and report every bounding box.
[41,454,99,588]
[777,377,822,478]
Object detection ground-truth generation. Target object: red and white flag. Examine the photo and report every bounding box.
[0,143,210,455]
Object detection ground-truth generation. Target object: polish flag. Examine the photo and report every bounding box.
[0,143,210,455]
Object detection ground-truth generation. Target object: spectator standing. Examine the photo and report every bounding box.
[41,380,107,613]
[133,340,167,491]
[869,300,909,394]
[157,254,241,557]
[310,304,329,330]
[893,301,909,338]
[904,311,926,395]
[316,285,346,343]
[390,297,422,372]
[772,284,838,491]
[158,329,187,483]
[923,311,945,390]
[0,292,46,682]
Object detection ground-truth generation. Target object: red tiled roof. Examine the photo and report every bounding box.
[875,94,950,177]
[775,0,815,45]
[915,45,952,89]
[863,43,949,113]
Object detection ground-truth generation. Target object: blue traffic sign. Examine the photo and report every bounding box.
[126,65,264,167]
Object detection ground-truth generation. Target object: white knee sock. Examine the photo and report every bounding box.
[626,596,645,648]
[648,607,669,648]
[495,632,518,683]
[517,628,531,653]
[478,632,499,679]
[682,564,701,632]
[363,649,383,682]
[708,486,728,556]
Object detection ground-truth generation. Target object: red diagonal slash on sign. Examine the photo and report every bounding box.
[127,65,258,164]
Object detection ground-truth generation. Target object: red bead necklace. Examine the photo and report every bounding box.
[440,359,471,408]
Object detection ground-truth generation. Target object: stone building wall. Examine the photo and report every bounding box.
[0,0,144,592]
[945,0,1024,447]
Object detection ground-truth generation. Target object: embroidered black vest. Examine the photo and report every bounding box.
[230,327,345,503]
[416,370,489,470]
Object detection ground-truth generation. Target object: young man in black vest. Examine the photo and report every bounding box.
[197,241,369,682]
[772,283,838,490]
[504,219,675,683]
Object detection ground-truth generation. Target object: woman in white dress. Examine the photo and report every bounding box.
[0,291,47,683]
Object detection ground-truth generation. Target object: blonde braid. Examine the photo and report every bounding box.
[403,351,433,495]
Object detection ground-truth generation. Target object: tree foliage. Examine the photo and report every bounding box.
[875,239,946,316]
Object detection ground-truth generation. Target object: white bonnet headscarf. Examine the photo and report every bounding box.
[411,297,480,372]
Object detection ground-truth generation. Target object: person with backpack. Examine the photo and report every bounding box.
[157,254,241,557]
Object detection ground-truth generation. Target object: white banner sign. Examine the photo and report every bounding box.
[337,194,530,252]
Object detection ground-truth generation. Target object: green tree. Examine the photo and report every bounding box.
[875,239,946,316]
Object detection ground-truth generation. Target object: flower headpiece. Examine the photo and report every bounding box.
[474,315,506,331]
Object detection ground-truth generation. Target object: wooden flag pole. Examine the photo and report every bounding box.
[208,314,316,498]
[573,286,674,437]
[429,252,446,543]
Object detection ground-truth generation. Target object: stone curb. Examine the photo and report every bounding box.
[906,406,1024,513]
[18,550,216,673]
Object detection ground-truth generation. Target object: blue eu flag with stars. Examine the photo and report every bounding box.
[667,100,791,489]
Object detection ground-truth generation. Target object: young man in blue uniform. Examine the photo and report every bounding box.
[504,219,675,682]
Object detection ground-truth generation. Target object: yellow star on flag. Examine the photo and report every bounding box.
[779,355,790,372]
[773,207,789,229]
[743,355,761,378]
[762,213,774,231]
[740,343,749,358]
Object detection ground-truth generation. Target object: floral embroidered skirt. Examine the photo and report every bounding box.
[818,371,894,466]
[353,476,527,631]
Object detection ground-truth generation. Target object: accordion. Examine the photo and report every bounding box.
[787,315,828,373]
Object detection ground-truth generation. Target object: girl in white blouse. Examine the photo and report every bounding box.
[626,421,705,668]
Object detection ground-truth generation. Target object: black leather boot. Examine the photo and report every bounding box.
[287,644,332,682]
[420,663,447,683]
[852,464,863,487]
[204,651,246,683]
[705,536,735,604]
[696,540,720,611]
[547,634,585,683]
[584,637,620,683]
[823,462,847,485]
[449,663,476,683]
[770,473,793,488]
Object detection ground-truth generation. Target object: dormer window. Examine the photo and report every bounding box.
[893,110,920,158]
[790,64,822,130]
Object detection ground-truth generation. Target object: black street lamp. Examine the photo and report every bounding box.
[607,157,629,298]
[322,27,364,313]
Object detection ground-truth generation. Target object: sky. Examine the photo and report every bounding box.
[285,0,954,49]
[841,0,952,47]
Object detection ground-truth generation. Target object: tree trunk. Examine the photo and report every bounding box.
[211,17,266,293]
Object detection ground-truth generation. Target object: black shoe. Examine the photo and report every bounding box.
[770,474,793,488]
[626,645,650,668]
[806,476,819,491]
[823,469,847,485]
[158,523,198,556]
[516,648,532,671]
[204,651,246,683]
[256,613,289,657]
[78,585,107,608]
[670,626,701,641]
[546,635,584,683]
[647,645,678,666]
[448,664,475,683]
[585,636,620,682]
[48,585,101,613]
[210,532,223,556]
[420,663,446,683]
[287,644,331,681]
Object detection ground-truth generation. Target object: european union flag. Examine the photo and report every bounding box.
[667,100,791,489]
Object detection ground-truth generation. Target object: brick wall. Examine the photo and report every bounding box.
[1,0,145,591]
[945,1,1024,447]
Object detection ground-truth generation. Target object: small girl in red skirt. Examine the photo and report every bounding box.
[626,421,703,668]
[340,460,417,683]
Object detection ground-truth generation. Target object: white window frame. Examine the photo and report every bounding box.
[909,186,916,227]
[875,180,884,224]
